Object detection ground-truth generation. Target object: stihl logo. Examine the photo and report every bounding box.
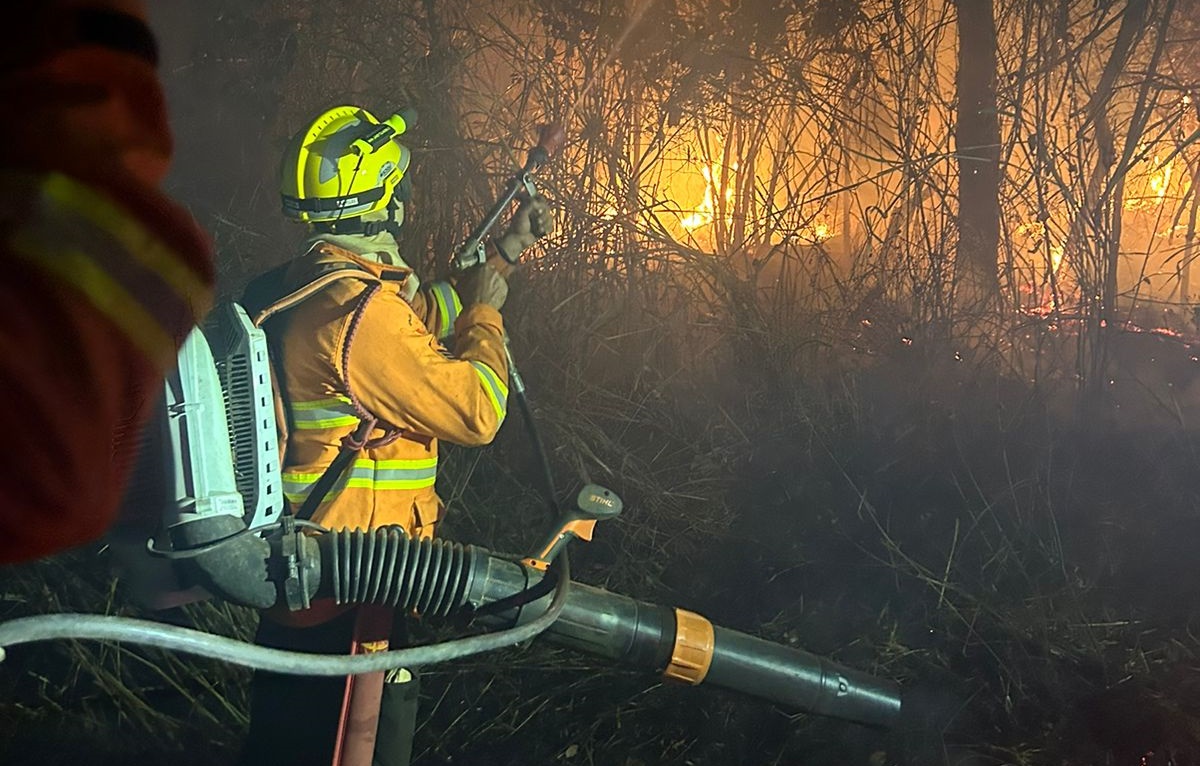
[590,494,615,507]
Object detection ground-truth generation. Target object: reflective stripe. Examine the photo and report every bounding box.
[470,360,508,422]
[8,174,212,369]
[43,175,209,305]
[428,281,462,340]
[290,395,359,430]
[15,236,175,366]
[282,457,438,505]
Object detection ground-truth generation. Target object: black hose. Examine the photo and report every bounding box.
[504,343,559,520]
[514,388,559,518]
[320,529,478,617]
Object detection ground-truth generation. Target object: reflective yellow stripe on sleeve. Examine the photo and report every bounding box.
[282,457,439,506]
[428,281,462,340]
[469,360,508,423]
[289,395,360,430]
[7,173,212,370]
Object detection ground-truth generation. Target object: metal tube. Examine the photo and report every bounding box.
[707,626,901,727]
[469,558,902,727]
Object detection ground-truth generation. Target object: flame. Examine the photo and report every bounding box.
[1151,157,1173,201]
[680,162,736,231]
[1014,221,1064,273]
[1050,244,1064,273]
[800,218,835,243]
[1012,219,1071,317]
[1015,221,1045,238]
[1124,154,1176,210]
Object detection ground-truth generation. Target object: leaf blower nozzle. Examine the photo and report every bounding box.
[461,543,903,728]
[272,526,902,728]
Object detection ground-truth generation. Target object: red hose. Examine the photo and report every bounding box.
[332,606,395,766]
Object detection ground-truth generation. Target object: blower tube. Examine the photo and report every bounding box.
[452,541,902,728]
[310,528,899,727]
[0,527,901,728]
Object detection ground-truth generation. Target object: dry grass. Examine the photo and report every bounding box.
[0,553,255,763]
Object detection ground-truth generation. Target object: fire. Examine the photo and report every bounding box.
[800,218,835,243]
[1049,244,1064,273]
[1014,221,1065,274]
[1124,154,1177,210]
[680,162,736,231]
[1015,221,1045,238]
[1150,156,1173,202]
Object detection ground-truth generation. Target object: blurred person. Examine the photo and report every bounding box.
[0,0,213,564]
[238,105,552,766]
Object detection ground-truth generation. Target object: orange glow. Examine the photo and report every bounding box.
[1014,221,1065,274]
[1152,158,1173,201]
[800,218,835,243]
[1049,244,1064,273]
[1124,154,1179,210]
[680,162,736,232]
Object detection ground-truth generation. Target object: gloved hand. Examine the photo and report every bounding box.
[456,262,509,311]
[494,195,555,262]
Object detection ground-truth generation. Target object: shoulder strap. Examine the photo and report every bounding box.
[293,419,376,521]
[250,261,378,328]
[241,258,376,465]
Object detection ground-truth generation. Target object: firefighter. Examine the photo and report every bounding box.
[0,1,214,564]
[238,105,553,766]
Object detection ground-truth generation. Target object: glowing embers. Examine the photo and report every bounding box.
[1012,220,1073,318]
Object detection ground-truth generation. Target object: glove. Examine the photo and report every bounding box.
[456,262,509,311]
[494,195,555,262]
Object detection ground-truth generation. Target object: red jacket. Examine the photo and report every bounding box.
[0,17,214,563]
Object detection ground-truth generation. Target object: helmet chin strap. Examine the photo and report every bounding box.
[383,199,405,239]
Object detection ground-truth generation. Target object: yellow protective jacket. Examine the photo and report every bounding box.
[268,241,508,537]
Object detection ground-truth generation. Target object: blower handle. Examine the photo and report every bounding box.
[523,485,622,571]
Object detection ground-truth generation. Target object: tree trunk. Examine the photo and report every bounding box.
[954,0,1002,308]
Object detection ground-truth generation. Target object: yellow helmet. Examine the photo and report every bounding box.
[280,105,413,226]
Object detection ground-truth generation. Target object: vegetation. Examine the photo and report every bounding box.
[6,0,1200,763]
